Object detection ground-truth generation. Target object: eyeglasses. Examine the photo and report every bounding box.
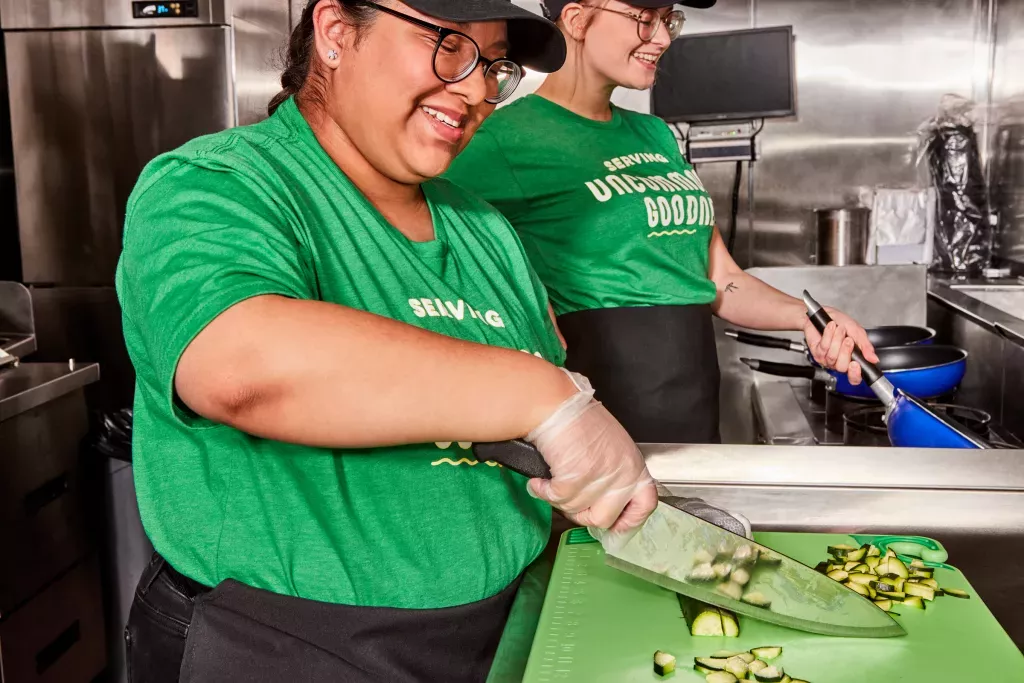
[363,1,523,104]
[591,6,687,43]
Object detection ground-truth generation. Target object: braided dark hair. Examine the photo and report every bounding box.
[268,0,379,116]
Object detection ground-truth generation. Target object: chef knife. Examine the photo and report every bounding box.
[473,440,905,638]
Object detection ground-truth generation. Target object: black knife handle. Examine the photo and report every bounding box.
[803,292,884,385]
[472,440,552,479]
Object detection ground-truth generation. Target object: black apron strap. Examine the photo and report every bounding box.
[178,575,521,683]
[558,304,722,444]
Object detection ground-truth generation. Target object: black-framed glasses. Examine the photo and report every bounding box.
[592,6,686,43]
[364,1,523,104]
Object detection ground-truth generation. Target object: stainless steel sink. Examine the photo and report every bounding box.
[0,362,101,422]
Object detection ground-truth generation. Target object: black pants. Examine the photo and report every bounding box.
[558,304,722,444]
[125,554,520,683]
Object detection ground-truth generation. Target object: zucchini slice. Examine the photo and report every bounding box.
[653,651,676,676]
[827,543,858,558]
[902,595,926,610]
[713,563,734,579]
[690,563,718,582]
[759,552,783,566]
[845,581,871,597]
[826,569,849,582]
[733,545,758,565]
[867,545,882,558]
[741,591,772,609]
[904,583,936,601]
[865,555,881,569]
[943,588,971,599]
[873,598,893,612]
[711,650,744,659]
[721,609,740,637]
[749,646,782,660]
[694,549,715,564]
[716,581,744,601]
[843,561,860,571]
[847,572,874,585]
[748,660,769,675]
[694,657,728,671]
[870,580,897,593]
[731,568,751,586]
[753,665,785,682]
[724,656,749,678]
[877,590,906,600]
[705,672,738,683]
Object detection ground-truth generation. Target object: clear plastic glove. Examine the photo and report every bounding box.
[526,370,658,533]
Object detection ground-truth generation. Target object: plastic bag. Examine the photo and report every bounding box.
[917,94,992,274]
[93,408,133,462]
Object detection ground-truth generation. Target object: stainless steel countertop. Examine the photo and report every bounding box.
[0,361,101,422]
[928,276,1024,345]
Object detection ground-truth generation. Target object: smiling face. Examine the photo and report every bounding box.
[316,1,507,184]
[577,1,674,91]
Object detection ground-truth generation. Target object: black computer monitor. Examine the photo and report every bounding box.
[651,26,796,124]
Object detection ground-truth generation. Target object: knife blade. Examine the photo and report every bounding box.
[473,440,905,638]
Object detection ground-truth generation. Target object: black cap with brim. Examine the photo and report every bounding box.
[542,0,717,21]
[402,0,567,73]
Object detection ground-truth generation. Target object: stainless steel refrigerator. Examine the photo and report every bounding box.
[1,0,290,411]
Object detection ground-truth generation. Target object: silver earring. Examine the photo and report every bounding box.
[327,49,338,60]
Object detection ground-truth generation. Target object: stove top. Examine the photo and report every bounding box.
[752,376,1023,448]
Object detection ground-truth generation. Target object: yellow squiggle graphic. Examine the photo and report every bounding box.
[431,458,502,467]
[648,229,698,238]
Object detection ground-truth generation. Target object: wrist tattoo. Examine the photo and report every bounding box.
[724,282,738,293]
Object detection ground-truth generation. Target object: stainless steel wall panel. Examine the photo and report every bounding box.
[748,0,982,268]
[928,297,1005,420]
[1001,338,1024,438]
[232,0,291,125]
[5,26,235,285]
[992,0,1024,264]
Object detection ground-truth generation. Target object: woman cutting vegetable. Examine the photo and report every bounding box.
[116,1,656,681]
[445,0,879,443]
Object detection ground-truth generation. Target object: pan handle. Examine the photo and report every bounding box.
[472,440,551,479]
[740,357,818,380]
[801,291,884,386]
[725,329,805,352]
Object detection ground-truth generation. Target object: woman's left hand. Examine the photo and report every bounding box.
[802,308,880,385]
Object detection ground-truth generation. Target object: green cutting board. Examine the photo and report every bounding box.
[522,529,1024,682]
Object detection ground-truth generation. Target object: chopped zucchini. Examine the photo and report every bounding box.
[867,545,882,557]
[711,651,744,659]
[724,656,749,678]
[706,672,738,683]
[902,595,926,610]
[732,568,751,586]
[713,563,733,580]
[716,581,744,601]
[826,569,849,582]
[843,561,860,571]
[753,665,785,682]
[845,581,870,597]
[780,677,792,683]
[733,545,757,565]
[749,646,782,660]
[694,657,728,671]
[748,660,769,675]
[943,588,971,599]
[870,580,897,593]
[873,598,893,612]
[759,552,783,566]
[653,651,676,677]
[827,543,858,558]
[905,583,936,601]
[865,556,881,569]
[852,563,871,573]
[722,610,740,637]
[812,561,829,573]
[690,563,718,582]
[920,578,940,590]
[877,590,906,600]
[910,558,927,568]
[694,549,715,565]
[741,591,772,609]
[847,572,874,585]
[887,557,909,578]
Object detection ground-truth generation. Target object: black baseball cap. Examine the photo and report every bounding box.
[399,0,567,72]
[542,0,717,21]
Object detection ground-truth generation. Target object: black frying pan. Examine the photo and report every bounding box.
[741,345,967,400]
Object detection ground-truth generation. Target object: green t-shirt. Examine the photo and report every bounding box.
[445,94,718,317]
[116,97,565,610]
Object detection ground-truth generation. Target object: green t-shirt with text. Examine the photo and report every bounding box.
[116,97,565,609]
[445,94,718,316]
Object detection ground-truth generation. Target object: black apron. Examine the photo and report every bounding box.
[557,304,721,444]
[126,554,520,683]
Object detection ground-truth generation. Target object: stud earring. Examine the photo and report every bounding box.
[327,49,338,60]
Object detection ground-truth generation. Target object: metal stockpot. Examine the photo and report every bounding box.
[814,207,871,266]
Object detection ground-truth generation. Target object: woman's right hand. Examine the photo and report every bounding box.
[526,371,658,533]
